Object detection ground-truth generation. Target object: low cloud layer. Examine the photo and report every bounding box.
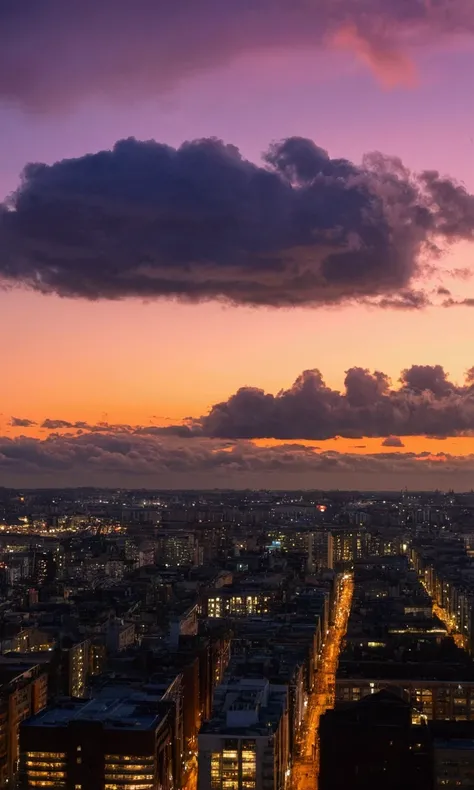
[191,364,474,439]
[1,137,473,307]
[0,1,473,111]
[2,431,474,489]
[10,363,474,443]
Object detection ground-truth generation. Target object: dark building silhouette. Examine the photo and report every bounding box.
[428,720,474,789]
[19,697,175,790]
[319,690,432,790]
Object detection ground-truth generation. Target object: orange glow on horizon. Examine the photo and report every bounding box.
[1,239,474,457]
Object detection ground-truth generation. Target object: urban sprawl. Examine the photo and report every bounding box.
[0,488,473,789]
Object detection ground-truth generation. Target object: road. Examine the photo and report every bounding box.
[185,574,354,790]
[432,600,468,650]
[420,579,468,650]
[290,573,354,790]
[182,754,197,790]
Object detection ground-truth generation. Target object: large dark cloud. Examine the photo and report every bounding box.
[191,364,474,439]
[0,1,473,110]
[1,430,474,489]
[1,137,473,307]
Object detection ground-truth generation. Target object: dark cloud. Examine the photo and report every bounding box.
[371,290,432,310]
[41,418,140,434]
[399,364,455,396]
[10,417,37,428]
[0,1,473,111]
[189,364,474,440]
[1,431,474,489]
[443,297,474,308]
[135,425,198,438]
[1,137,473,308]
[41,419,77,430]
[381,436,405,447]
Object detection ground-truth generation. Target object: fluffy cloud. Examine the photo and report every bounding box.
[190,364,474,439]
[0,1,473,110]
[1,137,473,308]
[2,430,474,489]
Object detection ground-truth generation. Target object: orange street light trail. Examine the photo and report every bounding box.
[290,573,354,790]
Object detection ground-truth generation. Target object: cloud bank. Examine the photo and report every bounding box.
[1,431,474,490]
[0,0,473,110]
[1,137,473,308]
[187,364,474,440]
[10,363,474,443]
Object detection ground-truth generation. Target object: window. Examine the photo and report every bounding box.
[211,752,221,790]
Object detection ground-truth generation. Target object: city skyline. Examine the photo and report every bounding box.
[2,1,474,488]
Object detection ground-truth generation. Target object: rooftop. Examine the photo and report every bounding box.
[22,697,164,731]
[434,739,474,751]
[200,678,287,737]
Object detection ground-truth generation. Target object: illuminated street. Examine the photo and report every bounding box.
[183,757,197,790]
[290,573,354,790]
[431,600,468,650]
[419,579,468,650]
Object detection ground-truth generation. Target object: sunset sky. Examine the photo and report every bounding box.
[2,0,474,489]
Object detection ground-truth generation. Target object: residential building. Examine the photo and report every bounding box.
[198,678,289,790]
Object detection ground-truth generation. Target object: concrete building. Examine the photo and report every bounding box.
[59,639,90,698]
[205,590,273,619]
[328,529,370,568]
[320,691,432,790]
[105,617,135,654]
[19,696,175,790]
[433,737,474,788]
[198,678,289,790]
[156,530,199,567]
[0,662,48,786]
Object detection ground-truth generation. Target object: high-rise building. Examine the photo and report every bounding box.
[58,639,90,698]
[156,530,199,567]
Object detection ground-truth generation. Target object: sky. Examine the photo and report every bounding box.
[1,0,474,489]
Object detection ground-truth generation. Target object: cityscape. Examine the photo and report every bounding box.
[0,489,471,787]
[2,1,474,789]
